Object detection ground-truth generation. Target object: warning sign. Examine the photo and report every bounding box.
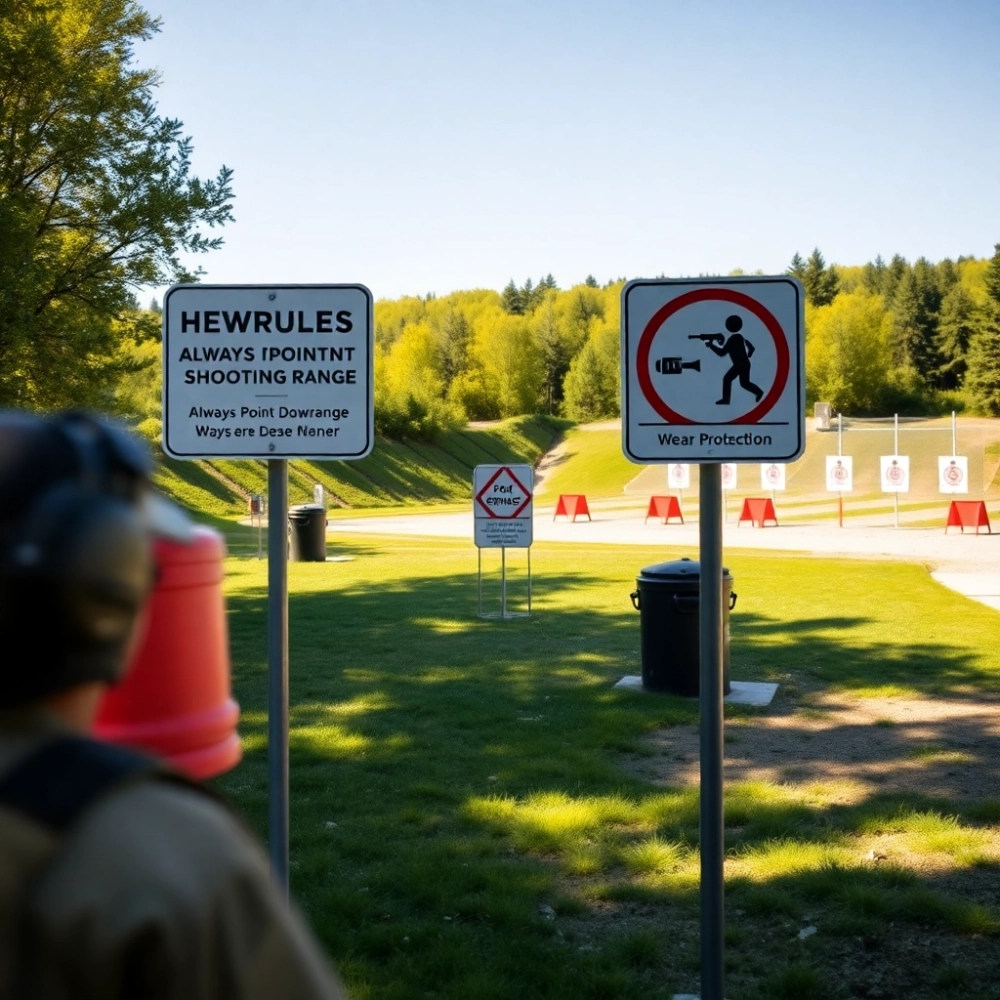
[621,277,805,463]
[474,465,533,548]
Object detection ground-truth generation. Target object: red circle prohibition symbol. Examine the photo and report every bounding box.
[636,288,791,426]
[721,465,735,486]
[832,462,849,482]
[944,463,963,484]
[887,463,904,484]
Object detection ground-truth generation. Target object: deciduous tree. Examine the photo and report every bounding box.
[0,0,234,408]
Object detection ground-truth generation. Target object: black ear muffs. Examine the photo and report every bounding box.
[0,416,156,704]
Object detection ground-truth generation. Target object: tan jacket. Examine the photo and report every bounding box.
[0,710,349,999]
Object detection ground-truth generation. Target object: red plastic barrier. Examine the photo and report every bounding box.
[645,495,684,524]
[738,497,779,528]
[94,526,241,780]
[945,500,991,535]
[553,494,591,522]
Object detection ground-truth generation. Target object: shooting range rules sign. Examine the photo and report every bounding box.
[162,284,374,459]
[621,276,805,463]
[474,464,533,548]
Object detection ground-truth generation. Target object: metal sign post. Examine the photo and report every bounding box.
[621,276,805,1000]
[699,463,725,1000]
[162,282,374,894]
[267,459,289,896]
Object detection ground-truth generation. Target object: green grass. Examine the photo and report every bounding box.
[154,415,566,516]
[211,531,1000,999]
[535,427,640,501]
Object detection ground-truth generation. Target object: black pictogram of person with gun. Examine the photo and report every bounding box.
[690,314,763,405]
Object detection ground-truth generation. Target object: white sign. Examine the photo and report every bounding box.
[162,284,374,459]
[760,463,786,490]
[938,456,969,494]
[721,463,737,489]
[474,465,533,548]
[880,455,910,493]
[621,276,805,463]
[826,455,854,492]
[667,463,691,489]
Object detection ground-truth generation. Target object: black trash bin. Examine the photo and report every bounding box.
[288,504,327,562]
[629,557,735,696]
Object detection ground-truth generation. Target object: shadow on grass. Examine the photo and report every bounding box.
[213,544,1000,1000]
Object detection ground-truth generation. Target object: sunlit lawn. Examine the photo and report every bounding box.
[214,528,1000,999]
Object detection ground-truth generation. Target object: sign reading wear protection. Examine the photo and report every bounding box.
[162,284,374,459]
[621,276,805,463]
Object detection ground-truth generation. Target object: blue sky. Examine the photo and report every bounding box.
[143,0,1000,301]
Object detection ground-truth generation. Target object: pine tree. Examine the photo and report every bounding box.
[965,243,1000,414]
[584,274,599,288]
[935,284,978,389]
[861,255,887,294]
[891,263,942,384]
[501,279,525,315]
[538,274,558,292]
[803,249,839,306]
[786,253,806,280]
[438,310,471,384]
[882,254,909,306]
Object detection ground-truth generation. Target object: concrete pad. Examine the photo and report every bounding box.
[614,676,777,706]
[931,571,1000,612]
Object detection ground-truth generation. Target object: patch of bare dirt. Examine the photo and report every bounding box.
[625,689,1000,803]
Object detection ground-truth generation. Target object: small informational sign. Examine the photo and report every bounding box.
[880,455,910,493]
[721,463,737,489]
[621,276,805,463]
[826,455,854,492]
[760,463,786,491]
[938,456,969,494]
[667,463,691,490]
[249,494,266,516]
[313,483,325,506]
[162,284,374,459]
[474,465,533,548]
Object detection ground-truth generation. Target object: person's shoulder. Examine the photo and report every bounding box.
[37,774,269,911]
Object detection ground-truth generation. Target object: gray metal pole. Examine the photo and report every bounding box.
[268,459,289,897]
[699,463,725,1000]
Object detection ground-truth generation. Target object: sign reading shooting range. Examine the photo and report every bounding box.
[162,284,374,459]
[621,277,805,463]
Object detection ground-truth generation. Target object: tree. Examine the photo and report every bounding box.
[965,243,1000,415]
[584,274,598,288]
[934,284,978,390]
[786,253,806,281]
[501,279,525,315]
[861,254,887,295]
[891,260,942,385]
[531,297,570,414]
[805,290,895,413]
[562,332,617,422]
[0,0,234,409]
[802,248,839,307]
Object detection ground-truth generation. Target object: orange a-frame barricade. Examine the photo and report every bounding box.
[738,497,779,528]
[945,500,992,535]
[553,494,591,522]
[645,495,684,524]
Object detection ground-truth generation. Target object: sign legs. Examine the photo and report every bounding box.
[268,458,289,897]
[699,463,725,1000]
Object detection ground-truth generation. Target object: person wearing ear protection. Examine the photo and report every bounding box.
[0,410,348,999]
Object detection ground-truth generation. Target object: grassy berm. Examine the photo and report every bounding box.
[154,415,568,516]
[207,525,1000,1000]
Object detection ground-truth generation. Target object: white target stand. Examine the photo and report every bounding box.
[477,546,532,620]
[473,464,534,620]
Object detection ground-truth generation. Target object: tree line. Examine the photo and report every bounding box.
[4,4,999,441]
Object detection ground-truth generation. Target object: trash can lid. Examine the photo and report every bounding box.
[638,557,731,580]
